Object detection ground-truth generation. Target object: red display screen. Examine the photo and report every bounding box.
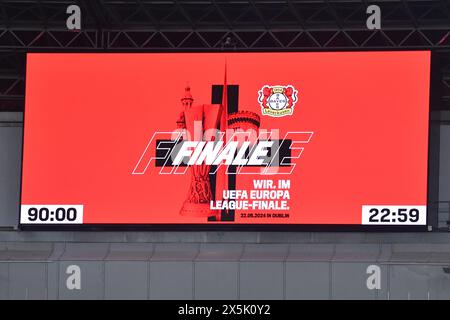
[20,51,430,228]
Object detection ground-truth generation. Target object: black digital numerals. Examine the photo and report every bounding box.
[27,207,77,222]
[368,208,419,223]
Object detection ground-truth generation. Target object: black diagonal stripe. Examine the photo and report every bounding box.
[209,85,238,221]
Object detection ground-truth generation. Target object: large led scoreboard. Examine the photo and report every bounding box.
[20,51,432,229]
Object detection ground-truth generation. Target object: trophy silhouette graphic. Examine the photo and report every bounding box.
[176,67,260,220]
[177,85,221,217]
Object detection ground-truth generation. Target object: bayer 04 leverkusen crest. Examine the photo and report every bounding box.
[258,85,298,117]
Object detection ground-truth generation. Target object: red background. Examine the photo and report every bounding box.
[22,52,430,224]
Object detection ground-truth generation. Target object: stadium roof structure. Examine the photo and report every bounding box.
[0,0,448,111]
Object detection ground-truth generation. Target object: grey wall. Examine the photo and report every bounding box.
[1,242,450,300]
[440,124,450,202]
[0,117,21,228]
[1,112,450,300]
